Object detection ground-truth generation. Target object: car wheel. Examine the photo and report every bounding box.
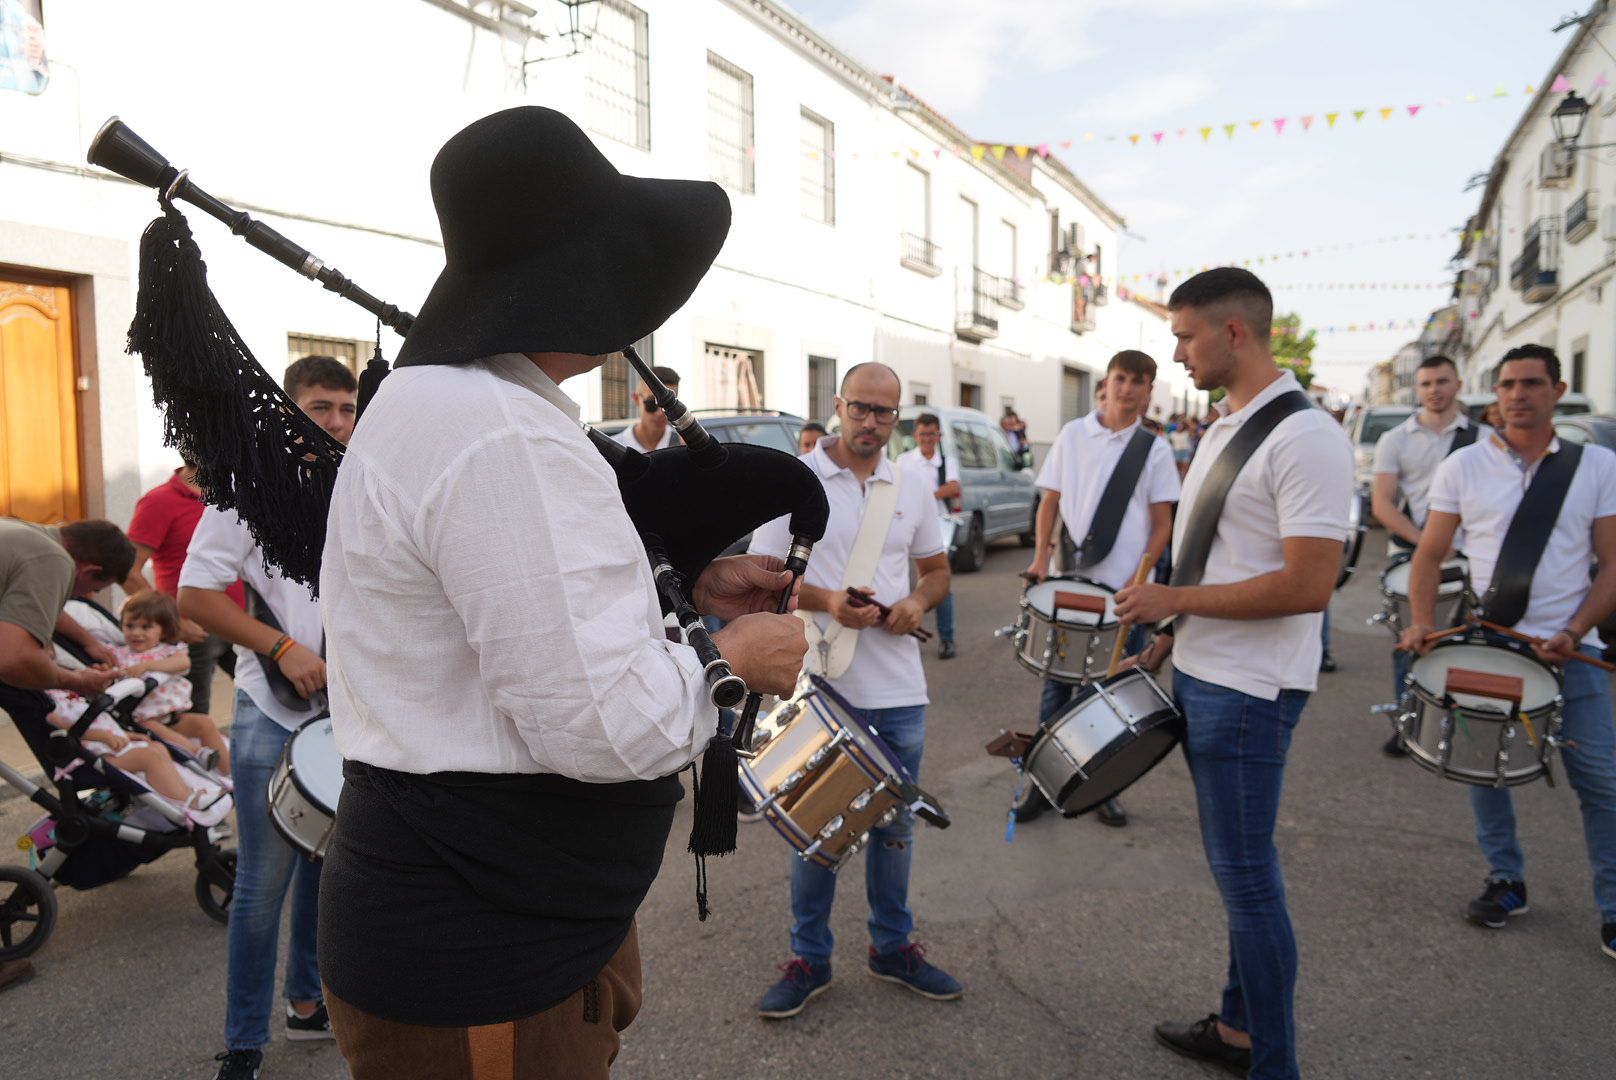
[952,515,987,573]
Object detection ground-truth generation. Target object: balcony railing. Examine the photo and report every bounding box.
[955,267,1000,341]
[1509,217,1560,303]
[998,275,1024,310]
[1566,191,1597,243]
[899,232,942,277]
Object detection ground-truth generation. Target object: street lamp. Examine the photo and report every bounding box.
[1552,91,1591,150]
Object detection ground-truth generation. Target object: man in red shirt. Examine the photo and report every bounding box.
[122,458,243,714]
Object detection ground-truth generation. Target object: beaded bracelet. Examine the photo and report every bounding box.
[268,634,295,662]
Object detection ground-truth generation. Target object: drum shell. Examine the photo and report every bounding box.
[268,716,341,860]
[1024,669,1183,814]
[1400,640,1562,786]
[739,686,909,871]
[1379,557,1470,636]
[1011,575,1120,685]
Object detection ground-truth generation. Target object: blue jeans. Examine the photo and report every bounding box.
[935,593,955,642]
[1319,606,1330,652]
[225,692,323,1050]
[1392,648,1413,705]
[1469,645,1616,921]
[1038,625,1149,726]
[790,705,925,963]
[1175,671,1309,1080]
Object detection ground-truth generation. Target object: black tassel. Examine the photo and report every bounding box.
[357,341,391,420]
[686,724,741,920]
[126,203,343,592]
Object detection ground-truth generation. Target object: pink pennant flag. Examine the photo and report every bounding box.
[1152,132,1164,145]
[1177,128,1187,138]
[1596,73,1610,89]
[1060,139,1073,149]
[1273,118,1287,134]
[1407,105,1421,117]
[1036,143,1050,157]
[1552,74,1573,92]
[933,148,943,158]
[1301,115,1314,131]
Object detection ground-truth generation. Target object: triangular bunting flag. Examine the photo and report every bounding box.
[1353,109,1366,121]
[1493,85,1509,97]
[1177,128,1187,138]
[1036,143,1050,157]
[1249,120,1263,130]
[1525,85,1536,95]
[1378,107,1393,121]
[1407,105,1421,117]
[1326,112,1339,127]
[1596,73,1610,89]
[991,145,1007,159]
[970,145,987,160]
[1083,132,1096,142]
[1301,115,1314,130]
[1129,134,1141,145]
[1152,132,1164,144]
[1552,74,1572,92]
[1200,126,1213,141]
[1013,145,1029,159]
[1274,118,1287,134]
[1060,139,1073,148]
[1223,123,1237,138]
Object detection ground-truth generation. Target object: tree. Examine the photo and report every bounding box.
[1207,311,1317,403]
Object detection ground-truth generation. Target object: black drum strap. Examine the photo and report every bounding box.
[1391,421,1479,551]
[1169,390,1314,593]
[1077,426,1158,568]
[1477,440,1584,628]
[243,583,326,714]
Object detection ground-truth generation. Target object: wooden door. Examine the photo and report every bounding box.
[0,279,81,523]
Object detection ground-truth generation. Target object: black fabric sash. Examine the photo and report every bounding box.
[1169,390,1314,594]
[1077,425,1158,569]
[242,584,324,715]
[318,761,682,1026]
[1389,421,1479,551]
[1477,440,1584,628]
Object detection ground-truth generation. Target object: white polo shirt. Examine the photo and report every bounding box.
[179,508,325,731]
[750,437,945,711]
[1373,411,1486,525]
[1427,435,1616,646]
[1172,372,1354,699]
[1035,412,1180,591]
[611,421,679,453]
[896,445,961,517]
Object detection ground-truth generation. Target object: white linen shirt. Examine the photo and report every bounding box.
[1373,412,1486,526]
[611,422,679,452]
[320,353,710,782]
[896,446,961,517]
[179,508,324,732]
[750,437,945,711]
[1035,413,1181,591]
[1426,435,1616,646]
[1172,372,1354,699]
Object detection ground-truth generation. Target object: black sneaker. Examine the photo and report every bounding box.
[1319,651,1338,673]
[1154,1015,1250,1077]
[285,1000,335,1040]
[756,957,832,1019]
[1382,732,1409,757]
[1467,879,1529,928]
[212,1049,263,1080]
[1601,922,1616,961]
[1012,786,1053,823]
[1093,798,1128,828]
[938,639,957,660]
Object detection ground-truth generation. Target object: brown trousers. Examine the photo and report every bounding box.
[325,924,642,1080]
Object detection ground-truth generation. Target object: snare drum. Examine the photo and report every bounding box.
[740,676,938,871]
[268,715,344,859]
[1400,639,1563,787]
[1022,668,1183,814]
[1008,576,1119,685]
[1378,556,1470,636]
[1337,488,1367,590]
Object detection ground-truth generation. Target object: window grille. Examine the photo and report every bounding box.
[800,108,834,224]
[584,0,650,150]
[807,355,836,422]
[707,53,755,193]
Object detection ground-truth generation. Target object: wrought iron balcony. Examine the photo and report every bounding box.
[1566,191,1597,243]
[899,232,942,277]
[956,267,1000,341]
[1509,217,1560,303]
[998,275,1024,310]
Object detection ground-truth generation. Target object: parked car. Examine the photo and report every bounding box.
[878,404,1039,572]
[591,409,806,557]
[1459,390,1592,424]
[1347,404,1414,491]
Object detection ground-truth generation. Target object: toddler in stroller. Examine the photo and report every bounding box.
[110,591,229,774]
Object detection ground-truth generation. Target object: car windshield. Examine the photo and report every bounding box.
[1357,412,1409,445]
[713,420,800,454]
[888,418,918,459]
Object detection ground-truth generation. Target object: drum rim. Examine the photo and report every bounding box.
[1408,636,1563,714]
[274,713,342,815]
[1027,705,1183,809]
[1021,574,1119,628]
[1379,555,1470,598]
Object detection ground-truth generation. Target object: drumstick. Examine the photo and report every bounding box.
[844,588,933,642]
[1475,618,1616,672]
[1106,554,1157,679]
[1420,624,1471,646]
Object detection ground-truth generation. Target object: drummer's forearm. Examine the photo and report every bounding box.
[1033,491,1061,555]
[797,583,837,614]
[1371,474,1421,546]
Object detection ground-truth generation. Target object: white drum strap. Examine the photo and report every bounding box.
[799,467,904,679]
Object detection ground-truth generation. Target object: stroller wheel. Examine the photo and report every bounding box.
[0,865,57,960]
[195,848,237,925]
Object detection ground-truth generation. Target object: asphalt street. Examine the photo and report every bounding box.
[3,536,1614,1079]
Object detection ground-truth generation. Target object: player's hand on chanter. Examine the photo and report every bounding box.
[713,612,808,697]
[694,555,798,620]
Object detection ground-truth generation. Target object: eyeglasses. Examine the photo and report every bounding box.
[843,399,899,424]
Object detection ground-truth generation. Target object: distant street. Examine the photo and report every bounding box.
[3,535,1614,1079]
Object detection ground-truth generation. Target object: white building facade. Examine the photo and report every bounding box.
[0,0,1188,529]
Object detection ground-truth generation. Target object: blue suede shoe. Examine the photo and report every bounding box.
[867,942,963,1000]
[756,957,832,1019]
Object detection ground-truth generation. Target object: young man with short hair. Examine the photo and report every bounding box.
[897,412,962,658]
[1400,344,1616,963]
[185,355,358,1080]
[612,365,683,453]
[1372,353,1485,756]
[1116,269,1352,1080]
[1019,349,1180,827]
[798,421,827,456]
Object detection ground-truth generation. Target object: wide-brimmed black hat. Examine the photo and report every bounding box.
[394,107,731,367]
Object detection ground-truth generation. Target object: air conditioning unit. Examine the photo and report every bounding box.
[1539,143,1575,187]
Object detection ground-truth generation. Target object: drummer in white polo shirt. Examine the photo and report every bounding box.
[1115,269,1352,1080]
[1017,348,1180,828]
[1400,344,1616,961]
[749,362,961,1019]
[611,364,683,453]
[896,412,961,659]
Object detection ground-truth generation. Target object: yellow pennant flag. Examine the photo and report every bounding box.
[1083,132,1096,142]
[970,145,987,160]
[1465,92,1479,102]
[1129,134,1141,145]
[1223,123,1236,138]
[1200,126,1213,141]
[1525,85,1536,95]
[1493,85,1509,97]
[1249,120,1263,131]
[991,145,1008,160]
[1353,109,1366,121]
[1013,145,1029,159]
[1378,106,1394,121]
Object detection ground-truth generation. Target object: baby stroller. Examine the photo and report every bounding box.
[0,598,237,962]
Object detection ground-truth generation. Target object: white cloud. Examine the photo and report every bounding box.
[1077,71,1221,129]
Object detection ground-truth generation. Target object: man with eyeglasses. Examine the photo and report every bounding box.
[613,364,683,453]
[750,362,960,1019]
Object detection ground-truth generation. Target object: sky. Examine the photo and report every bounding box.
[785,0,1583,396]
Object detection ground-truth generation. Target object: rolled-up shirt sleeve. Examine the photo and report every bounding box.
[417,426,711,782]
[179,508,252,591]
